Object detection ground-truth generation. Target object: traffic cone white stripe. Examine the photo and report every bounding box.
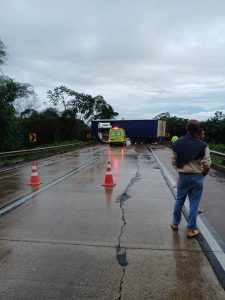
[31,172,38,176]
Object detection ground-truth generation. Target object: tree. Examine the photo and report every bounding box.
[48,86,119,122]
[46,85,119,141]
[20,108,36,119]
[61,109,80,140]
[201,117,225,144]
[93,95,118,120]
[47,86,72,110]
[0,76,35,104]
[68,92,95,122]
[20,108,61,147]
[154,112,171,120]
[0,76,37,150]
[154,112,187,138]
[214,111,225,120]
[14,93,40,116]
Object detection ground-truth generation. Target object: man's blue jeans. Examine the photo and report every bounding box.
[173,173,204,229]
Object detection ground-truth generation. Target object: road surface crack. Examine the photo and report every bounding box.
[115,152,140,300]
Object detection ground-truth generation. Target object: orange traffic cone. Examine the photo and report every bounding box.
[102,160,116,187]
[28,161,42,186]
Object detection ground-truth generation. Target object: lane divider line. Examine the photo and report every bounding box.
[148,145,225,289]
[0,154,106,217]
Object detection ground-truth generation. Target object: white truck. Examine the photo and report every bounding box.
[97,122,112,143]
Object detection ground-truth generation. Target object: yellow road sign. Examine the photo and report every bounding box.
[29,133,37,143]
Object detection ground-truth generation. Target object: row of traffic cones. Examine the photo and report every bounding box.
[28,160,115,186]
[28,159,116,188]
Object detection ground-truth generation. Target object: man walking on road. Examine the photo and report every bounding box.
[171,120,211,238]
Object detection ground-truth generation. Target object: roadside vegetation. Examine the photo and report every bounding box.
[156,112,225,168]
[208,144,225,169]
[208,144,225,153]
[0,38,118,152]
[155,112,225,146]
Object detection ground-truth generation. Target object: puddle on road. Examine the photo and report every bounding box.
[124,154,138,160]
[116,246,128,267]
[116,192,130,204]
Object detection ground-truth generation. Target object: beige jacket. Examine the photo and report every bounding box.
[172,146,211,173]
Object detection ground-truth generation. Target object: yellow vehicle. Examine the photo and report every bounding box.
[109,127,126,146]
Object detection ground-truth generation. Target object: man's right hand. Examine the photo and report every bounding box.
[202,167,210,177]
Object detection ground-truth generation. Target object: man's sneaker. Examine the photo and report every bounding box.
[171,224,178,230]
[187,229,199,238]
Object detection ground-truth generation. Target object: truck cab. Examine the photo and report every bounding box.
[109,127,126,146]
[98,122,112,143]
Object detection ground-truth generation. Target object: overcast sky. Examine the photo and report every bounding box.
[1,0,225,120]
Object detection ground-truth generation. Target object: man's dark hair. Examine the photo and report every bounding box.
[186,119,200,134]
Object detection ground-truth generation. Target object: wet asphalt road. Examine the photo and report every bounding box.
[0,144,225,299]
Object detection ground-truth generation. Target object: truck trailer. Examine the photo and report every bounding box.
[91,119,166,144]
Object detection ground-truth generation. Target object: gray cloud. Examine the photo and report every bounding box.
[1,0,225,120]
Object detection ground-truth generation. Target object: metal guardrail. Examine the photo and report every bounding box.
[0,143,79,158]
[210,150,225,162]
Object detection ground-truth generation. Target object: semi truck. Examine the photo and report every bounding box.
[91,119,166,144]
